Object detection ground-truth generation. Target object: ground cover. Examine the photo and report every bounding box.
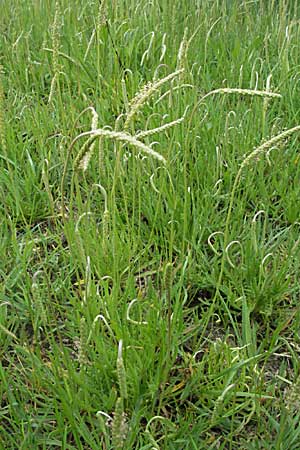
[1,1,300,448]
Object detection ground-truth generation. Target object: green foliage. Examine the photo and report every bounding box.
[1,0,300,448]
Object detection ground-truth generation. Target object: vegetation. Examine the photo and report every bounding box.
[1,0,300,448]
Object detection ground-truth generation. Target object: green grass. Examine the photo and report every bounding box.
[1,0,300,448]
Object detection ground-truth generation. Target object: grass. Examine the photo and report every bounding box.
[1,0,300,448]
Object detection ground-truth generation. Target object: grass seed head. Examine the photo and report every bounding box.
[97,0,107,29]
[241,125,300,168]
[124,68,184,130]
[74,129,166,166]
[52,1,61,75]
[176,27,189,74]
[112,397,127,450]
[78,108,99,171]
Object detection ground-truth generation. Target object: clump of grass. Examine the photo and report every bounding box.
[61,68,188,218]
[3,1,300,448]
[216,124,300,302]
[226,125,300,240]
[61,128,166,218]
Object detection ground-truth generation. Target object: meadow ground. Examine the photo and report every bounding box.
[1,1,300,448]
